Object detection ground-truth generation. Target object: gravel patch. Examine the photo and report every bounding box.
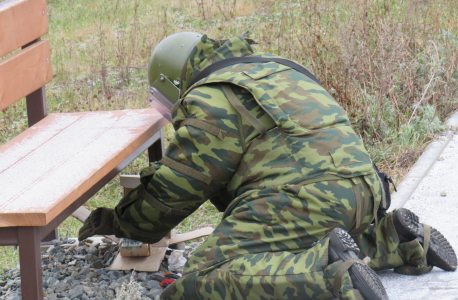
[0,238,201,300]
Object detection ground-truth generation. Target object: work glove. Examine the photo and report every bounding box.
[78,207,116,241]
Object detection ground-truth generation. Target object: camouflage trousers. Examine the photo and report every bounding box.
[161,174,426,300]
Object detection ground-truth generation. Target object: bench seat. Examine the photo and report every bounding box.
[0,108,167,227]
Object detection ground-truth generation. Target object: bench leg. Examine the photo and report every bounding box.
[41,228,58,245]
[148,128,164,163]
[18,227,43,300]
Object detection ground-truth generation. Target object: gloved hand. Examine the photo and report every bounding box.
[78,207,116,241]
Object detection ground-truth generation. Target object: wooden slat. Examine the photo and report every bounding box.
[0,109,167,227]
[0,39,52,111]
[0,0,48,57]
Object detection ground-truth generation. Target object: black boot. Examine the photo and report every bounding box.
[328,228,389,300]
[393,208,457,271]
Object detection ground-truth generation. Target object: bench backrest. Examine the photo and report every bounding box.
[0,0,52,126]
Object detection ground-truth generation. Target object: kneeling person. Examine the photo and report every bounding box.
[79,32,457,300]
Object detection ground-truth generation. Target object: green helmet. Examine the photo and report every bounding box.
[148,32,202,121]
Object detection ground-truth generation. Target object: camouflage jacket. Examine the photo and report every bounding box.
[114,35,374,243]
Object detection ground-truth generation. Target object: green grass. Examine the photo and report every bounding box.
[1,0,458,271]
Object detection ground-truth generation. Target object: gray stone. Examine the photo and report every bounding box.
[88,245,99,257]
[107,270,123,279]
[0,281,6,287]
[137,272,147,282]
[73,255,86,260]
[102,252,112,263]
[81,294,90,300]
[69,291,83,299]
[105,290,115,298]
[54,282,71,293]
[47,246,57,255]
[75,261,85,268]
[108,282,117,290]
[105,257,114,267]
[46,294,58,300]
[47,277,59,286]
[85,254,98,264]
[98,245,108,254]
[70,271,80,280]
[83,286,95,297]
[80,267,90,275]
[80,246,88,255]
[69,286,84,299]
[68,260,77,266]
[144,280,160,290]
[90,260,104,269]
[146,288,163,299]
[102,238,114,244]
[86,272,97,280]
[117,275,130,286]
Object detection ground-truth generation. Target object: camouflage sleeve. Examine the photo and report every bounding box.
[113,84,269,243]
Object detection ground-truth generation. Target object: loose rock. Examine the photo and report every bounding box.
[0,238,195,300]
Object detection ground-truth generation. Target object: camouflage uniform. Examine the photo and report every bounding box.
[112,36,426,299]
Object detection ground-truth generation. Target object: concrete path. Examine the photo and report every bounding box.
[379,117,458,299]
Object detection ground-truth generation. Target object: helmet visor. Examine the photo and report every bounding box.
[148,86,173,123]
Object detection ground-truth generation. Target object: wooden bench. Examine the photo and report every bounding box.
[0,1,167,299]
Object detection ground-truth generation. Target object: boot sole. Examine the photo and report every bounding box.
[329,228,389,300]
[393,208,457,271]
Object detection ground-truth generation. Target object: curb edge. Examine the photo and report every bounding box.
[389,110,458,210]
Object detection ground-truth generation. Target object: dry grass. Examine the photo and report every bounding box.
[1,0,458,270]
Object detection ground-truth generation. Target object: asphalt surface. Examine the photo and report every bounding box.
[379,133,458,300]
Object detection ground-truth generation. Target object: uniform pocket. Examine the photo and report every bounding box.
[221,245,332,299]
[329,145,372,168]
